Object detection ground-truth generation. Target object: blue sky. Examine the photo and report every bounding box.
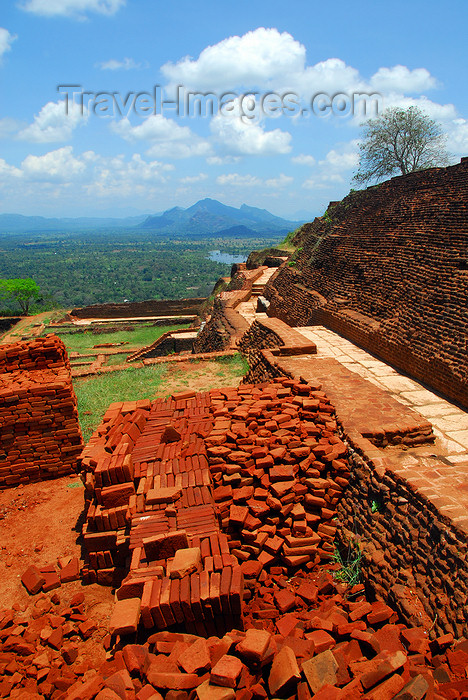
[1,0,467,219]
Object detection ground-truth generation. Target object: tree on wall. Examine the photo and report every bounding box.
[0,278,41,315]
[353,106,451,184]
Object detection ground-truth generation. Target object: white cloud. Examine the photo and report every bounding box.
[180,173,208,184]
[265,173,293,188]
[0,118,21,138]
[292,154,316,166]
[320,147,359,170]
[20,0,125,19]
[211,112,291,156]
[111,116,212,159]
[97,57,146,71]
[21,146,88,181]
[0,28,17,61]
[371,65,438,93]
[216,173,262,187]
[0,159,22,179]
[17,100,87,143]
[162,27,305,91]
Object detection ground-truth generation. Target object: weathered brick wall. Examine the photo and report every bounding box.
[0,335,83,487]
[265,160,468,408]
[336,430,468,640]
[193,268,265,353]
[71,297,205,319]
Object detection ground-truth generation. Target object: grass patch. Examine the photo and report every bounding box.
[56,324,189,353]
[105,353,130,366]
[74,364,167,441]
[332,543,362,588]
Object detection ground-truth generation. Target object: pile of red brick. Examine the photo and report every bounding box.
[79,399,153,586]
[0,589,107,699]
[21,556,81,595]
[207,380,349,576]
[0,335,83,487]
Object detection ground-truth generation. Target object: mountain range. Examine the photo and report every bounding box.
[139,199,302,236]
[0,199,304,237]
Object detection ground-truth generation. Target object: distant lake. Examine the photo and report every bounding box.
[208,250,248,265]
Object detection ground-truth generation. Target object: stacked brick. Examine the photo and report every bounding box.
[80,391,245,637]
[79,398,152,586]
[264,159,468,408]
[0,335,83,487]
[207,379,350,580]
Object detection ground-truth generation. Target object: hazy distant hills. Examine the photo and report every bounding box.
[139,199,303,236]
[0,213,148,232]
[0,199,304,236]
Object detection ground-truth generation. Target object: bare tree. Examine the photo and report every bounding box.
[354,106,451,184]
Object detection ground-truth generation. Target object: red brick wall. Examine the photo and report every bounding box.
[265,160,468,408]
[0,335,83,487]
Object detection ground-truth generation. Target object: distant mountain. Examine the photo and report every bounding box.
[0,213,148,233]
[0,199,304,236]
[139,198,303,236]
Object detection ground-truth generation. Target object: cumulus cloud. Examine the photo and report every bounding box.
[180,173,208,184]
[371,65,438,93]
[21,146,88,181]
[210,111,292,156]
[0,28,17,62]
[20,0,125,19]
[292,154,316,166]
[162,28,305,91]
[111,115,212,159]
[265,173,293,188]
[216,172,292,189]
[17,100,87,143]
[97,57,146,71]
[216,173,262,187]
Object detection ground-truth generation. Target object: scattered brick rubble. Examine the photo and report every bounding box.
[0,336,83,488]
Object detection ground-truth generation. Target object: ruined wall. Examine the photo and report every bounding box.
[193,268,266,353]
[0,335,83,487]
[337,430,468,640]
[265,159,468,408]
[71,297,205,319]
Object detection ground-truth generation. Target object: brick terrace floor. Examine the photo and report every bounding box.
[296,326,468,459]
[280,325,468,535]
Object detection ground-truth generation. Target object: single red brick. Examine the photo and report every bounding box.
[236,628,272,665]
[178,637,211,674]
[210,654,243,688]
[268,645,301,696]
[305,630,336,653]
[21,566,45,595]
[302,650,339,694]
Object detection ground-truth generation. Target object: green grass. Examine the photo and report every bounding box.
[332,544,362,588]
[74,364,167,441]
[105,353,130,366]
[55,324,189,353]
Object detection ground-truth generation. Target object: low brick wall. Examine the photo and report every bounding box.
[71,297,205,320]
[127,327,199,362]
[0,335,83,487]
[337,429,468,639]
[193,268,266,353]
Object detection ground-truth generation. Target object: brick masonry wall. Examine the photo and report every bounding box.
[193,268,266,353]
[336,430,468,640]
[71,297,205,319]
[0,335,83,487]
[265,160,468,408]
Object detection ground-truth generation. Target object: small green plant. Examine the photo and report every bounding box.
[371,500,379,513]
[323,210,333,224]
[332,543,362,587]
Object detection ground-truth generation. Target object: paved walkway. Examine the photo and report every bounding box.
[296,326,468,461]
[236,268,277,324]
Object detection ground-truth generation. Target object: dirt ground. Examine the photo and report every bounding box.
[0,474,114,632]
[153,358,244,396]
